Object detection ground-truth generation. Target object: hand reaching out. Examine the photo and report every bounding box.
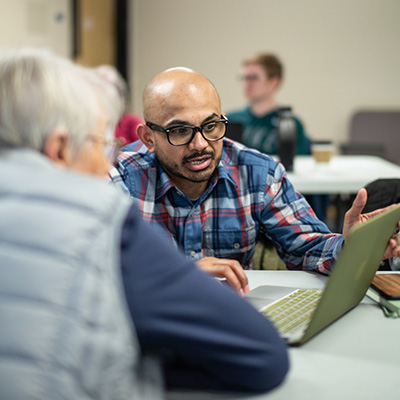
[343,188,400,259]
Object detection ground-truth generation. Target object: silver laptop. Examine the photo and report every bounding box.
[245,204,400,346]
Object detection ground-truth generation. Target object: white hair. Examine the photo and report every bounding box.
[95,64,128,108]
[0,48,123,152]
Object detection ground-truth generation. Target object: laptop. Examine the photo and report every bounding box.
[245,203,400,346]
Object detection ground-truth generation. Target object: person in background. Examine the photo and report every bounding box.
[227,52,331,223]
[109,67,400,293]
[226,52,311,155]
[0,48,289,399]
[95,64,144,145]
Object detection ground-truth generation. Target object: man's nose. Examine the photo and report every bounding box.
[188,130,208,150]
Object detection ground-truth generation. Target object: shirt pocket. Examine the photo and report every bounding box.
[202,225,258,265]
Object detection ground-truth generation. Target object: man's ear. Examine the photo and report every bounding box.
[137,124,156,153]
[271,76,281,91]
[42,130,71,166]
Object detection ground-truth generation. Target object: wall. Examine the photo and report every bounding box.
[74,0,116,67]
[0,0,72,57]
[129,0,400,148]
[1,0,399,149]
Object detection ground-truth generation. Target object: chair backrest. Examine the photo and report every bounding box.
[363,178,400,213]
[363,178,400,271]
[342,110,400,165]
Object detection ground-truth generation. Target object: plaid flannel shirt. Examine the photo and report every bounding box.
[109,138,343,272]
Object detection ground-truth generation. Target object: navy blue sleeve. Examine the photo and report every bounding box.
[120,204,289,393]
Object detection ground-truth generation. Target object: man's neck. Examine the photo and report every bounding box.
[169,175,209,201]
[181,183,208,201]
[250,96,276,118]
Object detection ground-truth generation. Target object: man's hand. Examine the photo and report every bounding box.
[196,257,250,296]
[343,188,400,259]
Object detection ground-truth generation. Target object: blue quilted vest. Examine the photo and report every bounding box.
[0,149,163,400]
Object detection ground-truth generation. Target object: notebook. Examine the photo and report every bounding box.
[370,273,400,300]
[245,203,400,346]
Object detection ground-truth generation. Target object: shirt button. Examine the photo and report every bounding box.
[233,242,240,249]
[190,250,196,257]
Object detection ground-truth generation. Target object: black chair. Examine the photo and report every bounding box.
[363,178,400,213]
[363,178,400,270]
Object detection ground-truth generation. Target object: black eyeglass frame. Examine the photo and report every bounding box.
[146,115,228,146]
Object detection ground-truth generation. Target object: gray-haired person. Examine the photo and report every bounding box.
[0,49,289,399]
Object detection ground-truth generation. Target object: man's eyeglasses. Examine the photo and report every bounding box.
[239,74,265,82]
[146,115,228,146]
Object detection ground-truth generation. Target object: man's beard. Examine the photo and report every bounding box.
[161,150,219,183]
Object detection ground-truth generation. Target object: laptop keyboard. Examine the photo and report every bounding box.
[261,289,323,334]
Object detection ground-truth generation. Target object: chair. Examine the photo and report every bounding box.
[363,178,400,271]
[252,236,287,270]
[363,178,400,213]
[341,110,400,165]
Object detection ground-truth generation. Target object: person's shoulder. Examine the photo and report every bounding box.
[117,140,156,171]
[225,106,249,121]
[222,138,278,168]
[122,139,145,152]
[115,114,143,144]
[25,154,129,213]
[292,114,305,128]
[221,140,285,188]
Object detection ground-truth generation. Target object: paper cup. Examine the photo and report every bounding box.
[311,141,334,163]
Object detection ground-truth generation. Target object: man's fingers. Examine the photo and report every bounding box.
[215,265,246,294]
[199,264,243,292]
[383,235,400,260]
[220,259,249,292]
[196,257,249,294]
[343,188,368,239]
[347,188,367,219]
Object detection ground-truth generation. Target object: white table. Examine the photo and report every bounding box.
[286,155,400,194]
[167,271,400,400]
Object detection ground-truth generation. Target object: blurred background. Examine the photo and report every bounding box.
[1,0,399,152]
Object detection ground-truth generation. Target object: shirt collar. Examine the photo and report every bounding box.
[155,160,176,200]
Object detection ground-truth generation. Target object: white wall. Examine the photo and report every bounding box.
[0,0,72,58]
[130,0,400,148]
[1,0,399,149]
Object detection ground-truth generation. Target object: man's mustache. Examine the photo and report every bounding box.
[183,151,214,163]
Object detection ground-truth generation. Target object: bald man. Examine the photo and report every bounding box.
[110,67,400,293]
